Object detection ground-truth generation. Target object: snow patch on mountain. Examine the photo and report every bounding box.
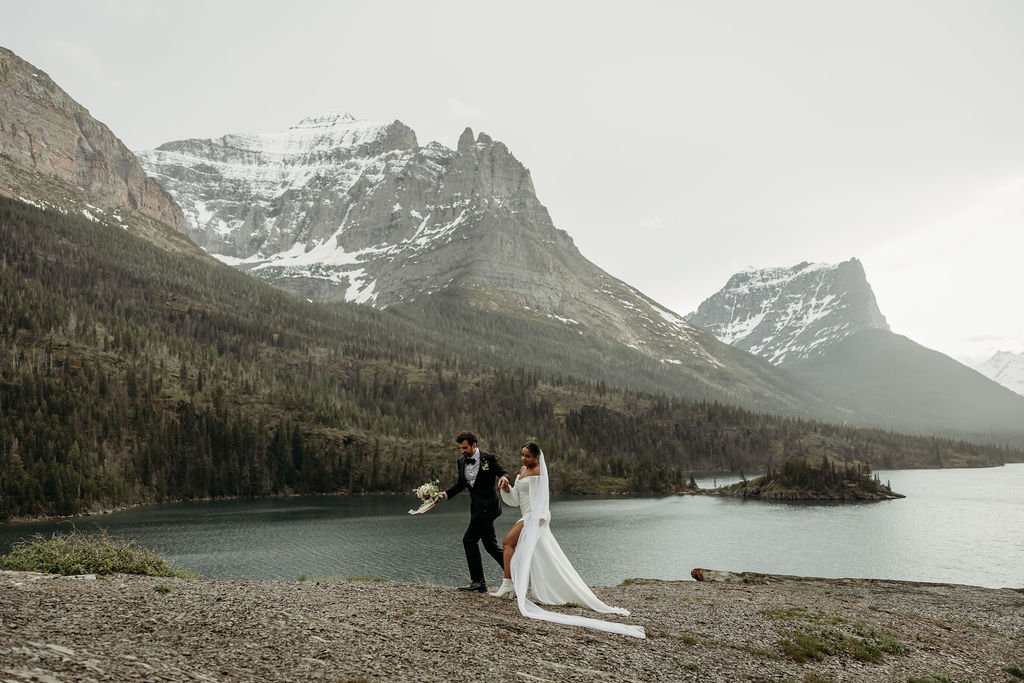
[686,259,889,365]
[973,351,1024,396]
[137,113,743,377]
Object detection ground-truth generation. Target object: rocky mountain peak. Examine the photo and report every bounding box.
[973,350,1024,397]
[457,127,475,152]
[0,46,186,237]
[137,113,746,384]
[686,258,889,365]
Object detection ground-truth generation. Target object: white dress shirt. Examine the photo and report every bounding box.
[464,448,481,488]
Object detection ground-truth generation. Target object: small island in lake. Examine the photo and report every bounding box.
[709,457,905,501]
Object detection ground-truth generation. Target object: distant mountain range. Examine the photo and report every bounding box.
[687,260,1024,436]
[973,351,1024,397]
[3,43,1023,444]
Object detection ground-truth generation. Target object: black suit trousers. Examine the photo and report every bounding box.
[463,513,504,582]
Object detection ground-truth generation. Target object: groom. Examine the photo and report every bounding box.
[434,431,509,592]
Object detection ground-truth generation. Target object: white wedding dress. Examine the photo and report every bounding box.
[501,453,645,638]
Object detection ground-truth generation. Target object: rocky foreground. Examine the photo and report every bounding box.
[2,570,1022,682]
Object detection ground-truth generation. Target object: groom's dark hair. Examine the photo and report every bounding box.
[455,431,478,446]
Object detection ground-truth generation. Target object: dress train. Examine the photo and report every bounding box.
[502,453,645,639]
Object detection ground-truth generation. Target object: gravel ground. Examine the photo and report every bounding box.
[2,570,1023,682]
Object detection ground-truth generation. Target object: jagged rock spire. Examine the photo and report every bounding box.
[457,127,475,153]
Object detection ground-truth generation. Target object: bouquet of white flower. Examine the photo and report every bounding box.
[408,479,441,515]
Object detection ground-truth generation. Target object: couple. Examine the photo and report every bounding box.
[433,431,645,639]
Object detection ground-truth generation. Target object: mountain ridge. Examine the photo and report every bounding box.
[973,350,1024,397]
[688,259,1024,437]
[0,46,189,251]
[138,113,828,413]
[5,194,1017,522]
[4,44,1022,444]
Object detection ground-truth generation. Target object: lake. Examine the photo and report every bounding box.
[2,464,1022,589]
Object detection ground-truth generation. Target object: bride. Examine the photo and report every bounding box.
[490,441,645,639]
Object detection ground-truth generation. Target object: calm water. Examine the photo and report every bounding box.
[2,465,1022,589]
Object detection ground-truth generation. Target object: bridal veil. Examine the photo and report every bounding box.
[509,451,646,639]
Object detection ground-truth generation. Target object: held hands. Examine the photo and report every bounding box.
[432,491,447,501]
[497,475,510,492]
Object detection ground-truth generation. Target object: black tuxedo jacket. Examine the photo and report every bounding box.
[445,451,508,522]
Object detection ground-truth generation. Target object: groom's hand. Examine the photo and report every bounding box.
[433,491,447,501]
[497,475,509,491]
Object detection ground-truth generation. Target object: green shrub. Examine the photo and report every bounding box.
[0,531,197,578]
[779,630,832,662]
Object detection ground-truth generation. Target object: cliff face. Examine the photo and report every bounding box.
[0,46,185,234]
[137,115,575,307]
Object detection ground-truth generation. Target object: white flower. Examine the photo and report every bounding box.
[413,479,440,501]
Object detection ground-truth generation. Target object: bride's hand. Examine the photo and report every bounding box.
[498,475,510,492]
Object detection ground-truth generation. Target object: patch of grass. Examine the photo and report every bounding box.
[1005,665,1024,680]
[563,602,581,608]
[780,629,833,663]
[619,578,635,586]
[767,606,907,664]
[683,662,700,672]
[153,585,170,593]
[877,634,910,655]
[296,574,309,582]
[372,577,388,582]
[847,639,884,663]
[709,638,778,659]
[762,606,809,621]
[0,530,197,578]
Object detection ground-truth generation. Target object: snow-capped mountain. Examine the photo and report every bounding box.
[973,351,1024,397]
[137,114,747,376]
[686,259,1024,435]
[685,259,889,365]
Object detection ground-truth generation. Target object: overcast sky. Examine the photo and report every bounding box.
[3,0,1022,363]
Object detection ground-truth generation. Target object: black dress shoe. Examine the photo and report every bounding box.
[457,581,487,592]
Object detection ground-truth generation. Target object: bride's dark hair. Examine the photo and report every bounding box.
[523,441,541,457]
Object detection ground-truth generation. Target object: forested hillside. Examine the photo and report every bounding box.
[1,197,1019,520]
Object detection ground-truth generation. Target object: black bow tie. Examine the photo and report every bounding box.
[465,458,476,465]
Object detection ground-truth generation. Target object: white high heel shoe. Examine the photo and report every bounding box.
[489,578,515,598]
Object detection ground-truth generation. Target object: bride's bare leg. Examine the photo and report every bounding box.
[501,521,524,579]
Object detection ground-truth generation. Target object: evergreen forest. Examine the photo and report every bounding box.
[714,456,903,500]
[1,196,1019,520]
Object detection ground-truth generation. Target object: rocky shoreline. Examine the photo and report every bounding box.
[3,569,1022,682]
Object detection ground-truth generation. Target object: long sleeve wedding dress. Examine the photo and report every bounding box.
[500,453,645,639]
